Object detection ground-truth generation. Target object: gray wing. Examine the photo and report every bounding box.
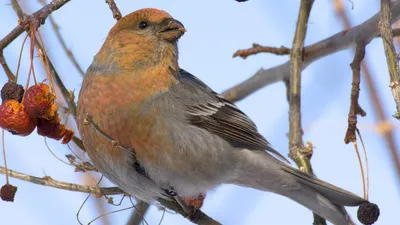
[176,69,289,164]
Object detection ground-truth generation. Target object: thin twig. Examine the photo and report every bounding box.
[233,44,290,59]
[84,113,135,156]
[39,0,85,76]
[344,43,369,200]
[0,0,71,51]
[288,0,326,224]
[221,1,400,102]
[288,0,314,176]
[344,44,367,144]
[380,0,400,119]
[105,0,122,21]
[0,166,124,195]
[83,174,112,225]
[334,0,400,193]
[88,203,137,225]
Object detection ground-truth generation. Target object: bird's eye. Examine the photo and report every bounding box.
[139,21,148,29]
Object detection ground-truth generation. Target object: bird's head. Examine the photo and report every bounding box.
[110,8,186,43]
[91,8,186,73]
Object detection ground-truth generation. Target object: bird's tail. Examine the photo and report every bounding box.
[232,150,366,225]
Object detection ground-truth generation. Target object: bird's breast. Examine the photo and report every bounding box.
[77,71,176,169]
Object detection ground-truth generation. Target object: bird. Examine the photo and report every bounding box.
[77,8,367,225]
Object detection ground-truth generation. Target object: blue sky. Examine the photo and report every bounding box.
[0,0,399,224]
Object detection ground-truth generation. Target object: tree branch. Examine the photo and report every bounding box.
[288,1,326,224]
[105,0,122,21]
[233,44,290,59]
[0,166,124,196]
[334,0,400,195]
[39,0,85,77]
[0,0,71,51]
[345,44,367,144]
[380,0,400,119]
[222,0,400,102]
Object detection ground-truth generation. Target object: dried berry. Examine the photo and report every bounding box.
[1,184,17,202]
[1,82,24,103]
[0,100,37,136]
[23,83,58,120]
[358,202,380,225]
[37,118,66,140]
[62,129,74,144]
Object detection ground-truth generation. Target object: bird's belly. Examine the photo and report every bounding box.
[140,125,239,197]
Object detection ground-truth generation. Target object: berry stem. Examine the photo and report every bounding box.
[15,33,29,83]
[36,30,55,93]
[29,30,37,85]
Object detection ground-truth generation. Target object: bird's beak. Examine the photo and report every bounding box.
[158,18,186,41]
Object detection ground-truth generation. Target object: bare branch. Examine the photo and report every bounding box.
[380,0,400,119]
[344,44,367,144]
[222,1,400,102]
[289,0,313,159]
[39,0,85,77]
[0,0,71,52]
[287,1,326,224]
[334,0,400,196]
[0,166,124,196]
[233,44,290,59]
[105,0,122,21]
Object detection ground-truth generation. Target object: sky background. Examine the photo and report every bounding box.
[0,0,399,224]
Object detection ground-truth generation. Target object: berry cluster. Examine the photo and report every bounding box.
[0,82,74,143]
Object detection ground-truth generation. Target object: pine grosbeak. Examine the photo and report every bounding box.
[77,8,366,224]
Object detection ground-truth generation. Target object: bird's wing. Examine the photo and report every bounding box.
[176,69,289,164]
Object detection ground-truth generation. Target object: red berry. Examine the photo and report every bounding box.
[23,84,58,120]
[0,100,37,136]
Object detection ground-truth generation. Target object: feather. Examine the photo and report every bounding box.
[178,69,290,164]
